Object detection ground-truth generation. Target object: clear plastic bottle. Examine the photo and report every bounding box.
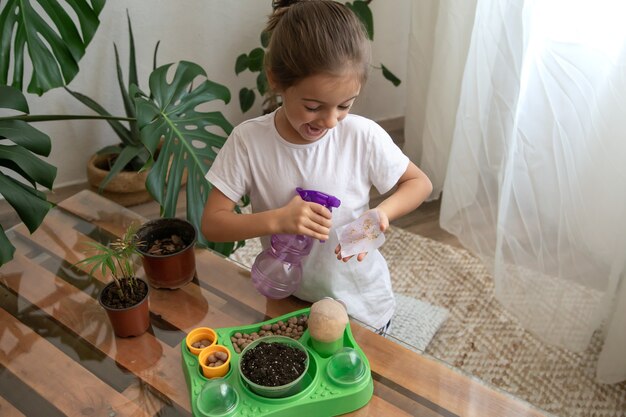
[251,188,341,299]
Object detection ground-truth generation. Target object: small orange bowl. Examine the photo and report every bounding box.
[186,327,217,355]
[199,344,231,379]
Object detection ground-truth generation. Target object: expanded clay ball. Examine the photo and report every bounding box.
[229,315,308,353]
[308,298,349,342]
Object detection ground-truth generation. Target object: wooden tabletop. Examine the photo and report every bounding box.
[0,190,548,417]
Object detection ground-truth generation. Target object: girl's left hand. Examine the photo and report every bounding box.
[335,209,389,262]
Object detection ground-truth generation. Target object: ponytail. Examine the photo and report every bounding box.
[264,0,370,90]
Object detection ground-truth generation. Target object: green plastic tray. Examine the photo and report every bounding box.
[181,308,374,417]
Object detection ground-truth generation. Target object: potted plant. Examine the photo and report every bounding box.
[65,12,167,207]
[135,217,197,289]
[76,224,151,337]
[0,1,244,268]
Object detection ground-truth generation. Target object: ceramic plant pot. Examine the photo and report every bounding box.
[99,278,150,337]
[135,218,197,289]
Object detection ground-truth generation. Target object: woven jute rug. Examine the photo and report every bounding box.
[382,226,626,417]
[230,227,626,417]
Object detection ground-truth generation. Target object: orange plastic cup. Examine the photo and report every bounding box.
[186,327,217,356]
[199,344,231,379]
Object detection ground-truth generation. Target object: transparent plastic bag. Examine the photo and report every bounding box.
[336,210,385,258]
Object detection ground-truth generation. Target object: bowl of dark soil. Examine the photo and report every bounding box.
[238,336,309,398]
[135,218,197,289]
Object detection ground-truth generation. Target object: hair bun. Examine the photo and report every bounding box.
[272,0,300,10]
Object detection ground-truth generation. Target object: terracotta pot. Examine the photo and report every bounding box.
[99,278,150,337]
[86,153,153,207]
[136,218,197,289]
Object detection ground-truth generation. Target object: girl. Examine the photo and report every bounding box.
[202,0,432,331]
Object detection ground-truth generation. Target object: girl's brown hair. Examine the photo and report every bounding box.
[265,0,371,90]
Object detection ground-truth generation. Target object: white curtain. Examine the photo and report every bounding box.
[405,0,626,384]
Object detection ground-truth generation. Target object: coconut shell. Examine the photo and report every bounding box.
[308,298,349,342]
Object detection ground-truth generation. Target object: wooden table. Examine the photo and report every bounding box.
[0,190,548,417]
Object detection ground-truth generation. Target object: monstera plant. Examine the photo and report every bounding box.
[133,61,239,254]
[65,12,155,193]
[0,1,241,267]
[0,86,57,265]
[0,0,105,95]
[0,0,104,266]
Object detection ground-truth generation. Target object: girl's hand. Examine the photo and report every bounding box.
[335,209,389,262]
[278,195,333,241]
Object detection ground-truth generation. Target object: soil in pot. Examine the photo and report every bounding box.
[100,278,149,309]
[144,234,186,256]
[240,341,307,386]
[99,278,150,338]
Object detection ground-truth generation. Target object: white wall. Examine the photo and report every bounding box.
[23,0,410,188]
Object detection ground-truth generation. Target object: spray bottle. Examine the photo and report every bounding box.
[250,187,341,299]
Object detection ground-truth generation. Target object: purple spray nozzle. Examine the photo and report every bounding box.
[296,187,341,211]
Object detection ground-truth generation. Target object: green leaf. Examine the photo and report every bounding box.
[133,61,233,248]
[121,13,141,142]
[96,144,123,156]
[381,64,401,86]
[0,0,104,94]
[235,54,249,75]
[75,229,140,283]
[0,119,52,156]
[113,43,139,141]
[0,226,16,267]
[0,145,57,189]
[239,88,255,113]
[0,86,28,113]
[125,11,139,92]
[247,48,265,72]
[0,173,53,233]
[256,72,269,96]
[347,1,374,40]
[260,30,270,48]
[208,240,235,257]
[64,87,133,145]
[0,87,56,267]
[96,144,148,191]
[152,41,161,73]
[64,13,142,147]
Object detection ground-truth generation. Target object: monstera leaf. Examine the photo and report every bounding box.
[134,61,234,252]
[0,86,57,266]
[0,0,105,95]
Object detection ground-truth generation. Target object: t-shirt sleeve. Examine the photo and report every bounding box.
[368,122,410,195]
[205,127,251,204]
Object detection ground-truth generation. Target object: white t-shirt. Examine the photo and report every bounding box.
[206,110,409,328]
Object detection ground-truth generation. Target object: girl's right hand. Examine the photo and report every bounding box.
[277,195,333,241]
